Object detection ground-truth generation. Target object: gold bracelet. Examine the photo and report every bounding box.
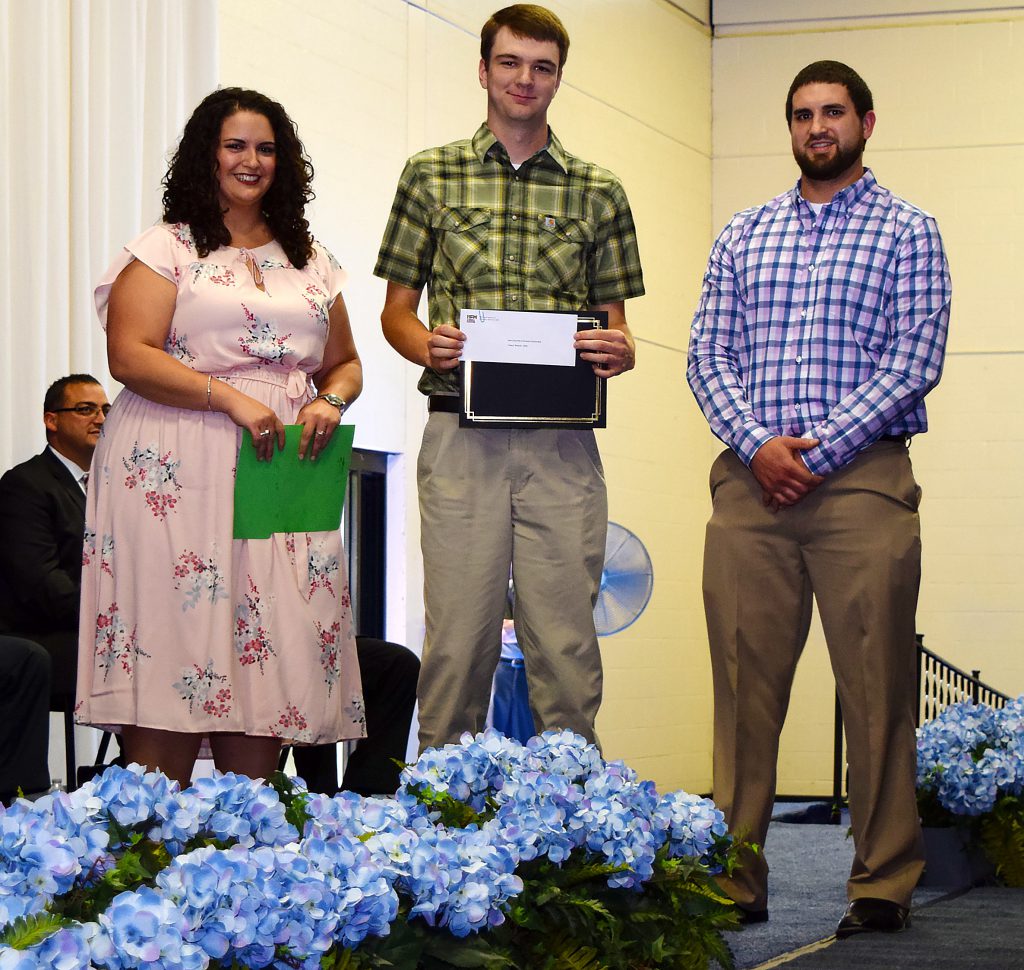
[206,375,213,411]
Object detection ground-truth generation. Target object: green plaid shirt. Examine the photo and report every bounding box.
[374,123,645,395]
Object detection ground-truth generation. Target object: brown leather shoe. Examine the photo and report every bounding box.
[836,897,910,939]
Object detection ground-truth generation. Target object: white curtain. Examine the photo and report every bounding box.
[0,0,218,469]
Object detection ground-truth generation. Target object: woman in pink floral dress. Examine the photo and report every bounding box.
[76,88,365,784]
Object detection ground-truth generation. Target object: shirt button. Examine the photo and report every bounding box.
[796,356,803,363]
[800,310,806,317]
[508,255,517,262]
[511,214,518,221]
[795,403,802,410]
[510,294,518,302]
[808,264,816,272]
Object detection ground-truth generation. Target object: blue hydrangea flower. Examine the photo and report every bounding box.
[0,793,111,927]
[399,730,528,812]
[96,886,206,969]
[917,696,1024,817]
[0,945,44,969]
[523,729,607,783]
[576,767,661,889]
[81,764,180,842]
[653,791,730,870]
[489,769,585,864]
[186,772,297,848]
[0,729,742,964]
[398,825,522,937]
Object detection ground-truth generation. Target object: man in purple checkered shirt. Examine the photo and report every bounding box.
[688,61,951,939]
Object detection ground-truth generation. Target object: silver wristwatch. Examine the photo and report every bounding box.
[316,393,348,414]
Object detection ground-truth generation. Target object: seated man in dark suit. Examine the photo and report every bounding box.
[0,374,109,793]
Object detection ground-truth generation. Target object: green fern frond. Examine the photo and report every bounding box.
[543,930,607,970]
[979,796,1024,887]
[0,911,70,949]
[626,910,674,925]
[674,880,737,910]
[526,894,616,942]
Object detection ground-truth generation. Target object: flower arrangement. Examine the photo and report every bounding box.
[0,729,743,969]
[916,696,1024,885]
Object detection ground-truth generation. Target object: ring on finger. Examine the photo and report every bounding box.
[316,430,325,436]
[259,429,271,437]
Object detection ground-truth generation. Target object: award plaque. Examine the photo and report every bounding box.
[458,309,608,429]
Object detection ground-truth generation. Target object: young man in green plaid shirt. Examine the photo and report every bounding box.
[375,4,644,751]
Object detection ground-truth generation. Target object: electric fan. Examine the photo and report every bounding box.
[593,521,653,636]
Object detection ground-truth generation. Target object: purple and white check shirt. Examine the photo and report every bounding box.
[687,169,951,476]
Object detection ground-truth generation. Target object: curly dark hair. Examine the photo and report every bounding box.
[162,87,315,267]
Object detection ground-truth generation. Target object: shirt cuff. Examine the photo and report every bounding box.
[735,426,777,467]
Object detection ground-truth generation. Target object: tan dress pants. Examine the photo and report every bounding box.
[703,441,925,909]
[416,412,607,751]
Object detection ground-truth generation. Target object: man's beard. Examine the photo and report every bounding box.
[793,136,865,181]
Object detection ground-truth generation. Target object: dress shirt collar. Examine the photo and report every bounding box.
[472,122,569,173]
[47,444,89,490]
[789,167,878,218]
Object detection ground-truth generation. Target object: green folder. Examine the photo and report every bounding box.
[233,424,355,539]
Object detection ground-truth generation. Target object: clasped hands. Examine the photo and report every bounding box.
[751,436,825,512]
[425,323,634,377]
[231,396,340,463]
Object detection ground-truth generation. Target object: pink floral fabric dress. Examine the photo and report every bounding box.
[75,223,365,747]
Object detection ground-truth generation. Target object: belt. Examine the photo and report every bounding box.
[879,434,910,444]
[428,395,460,414]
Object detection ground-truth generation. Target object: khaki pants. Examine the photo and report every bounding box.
[416,413,607,751]
[703,441,925,909]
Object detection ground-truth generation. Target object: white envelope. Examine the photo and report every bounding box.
[459,308,577,367]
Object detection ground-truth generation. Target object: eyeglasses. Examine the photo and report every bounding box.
[51,403,112,418]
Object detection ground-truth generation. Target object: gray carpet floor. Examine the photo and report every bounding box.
[771,888,1024,969]
[714,814,1024,970]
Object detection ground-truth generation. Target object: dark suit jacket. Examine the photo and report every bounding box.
[0,448,86,641]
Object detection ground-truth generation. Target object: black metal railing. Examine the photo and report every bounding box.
[828,634,1012,823]
[915,634,1011,725]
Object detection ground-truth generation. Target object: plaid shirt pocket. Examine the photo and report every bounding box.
[430,206,493,282]
[533,215,594,294]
